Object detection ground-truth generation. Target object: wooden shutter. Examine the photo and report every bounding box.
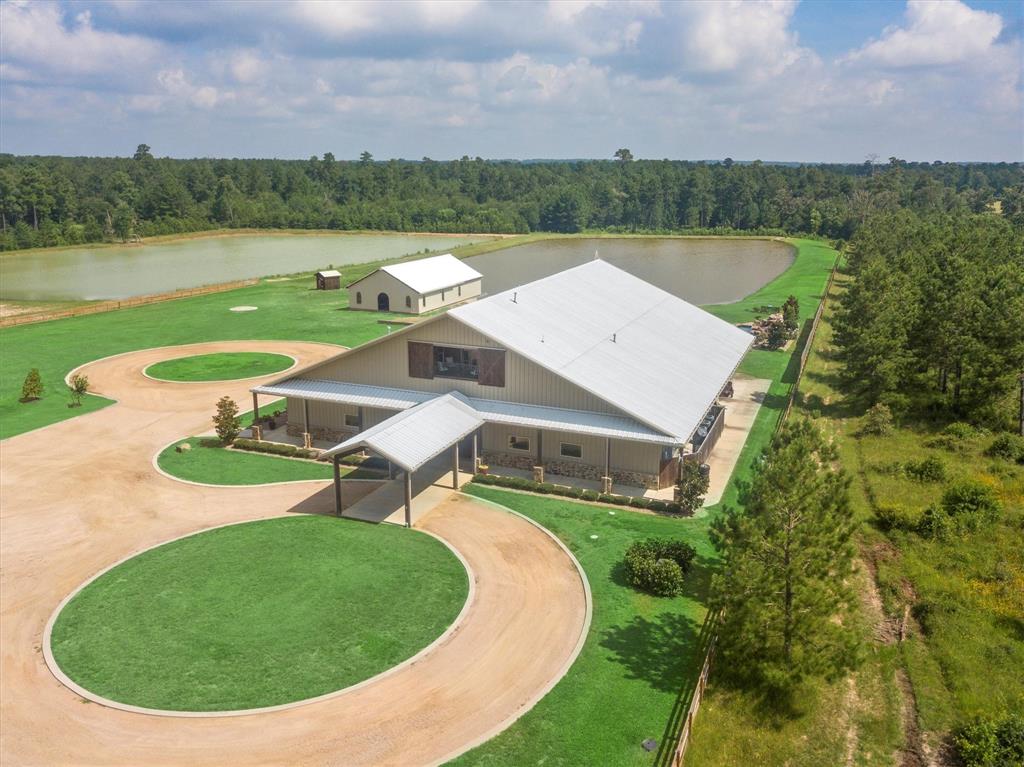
[477,348,506,387]
[408,342,434,379]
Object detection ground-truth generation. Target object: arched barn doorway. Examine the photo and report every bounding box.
[377,292,390,311]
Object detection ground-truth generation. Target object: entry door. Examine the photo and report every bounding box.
[377,292,390,311]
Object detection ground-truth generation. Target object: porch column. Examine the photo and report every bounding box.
[251,392,261,441]
[357,406,365,433]
[452,443,460,489]
[333,455,343,516]
[536,429,543,465]
[303,399,312,449]
[605,438,611,477]
[471,430,479,473]
[404,470,413,528]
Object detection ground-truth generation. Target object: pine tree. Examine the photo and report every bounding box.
[710,420,860,690]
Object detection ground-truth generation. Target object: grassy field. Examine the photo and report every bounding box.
[144,351,295,381]
[685,271,1024,765]
[455,486,717,767]
[50,516,468,712]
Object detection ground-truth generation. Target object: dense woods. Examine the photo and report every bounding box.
[0,146,1020,251]
[834,211,1024,427]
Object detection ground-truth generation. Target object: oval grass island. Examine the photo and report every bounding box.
[48,516,469,713]
[144,351,294,382]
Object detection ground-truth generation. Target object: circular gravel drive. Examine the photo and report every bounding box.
[1,340,589,766]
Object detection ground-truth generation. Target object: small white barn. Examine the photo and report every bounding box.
[347,254,483,314]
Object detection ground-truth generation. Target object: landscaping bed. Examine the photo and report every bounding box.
[49,516,468,711]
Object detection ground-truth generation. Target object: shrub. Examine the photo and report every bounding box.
[861,403,894,436]
[20,368,43,402]
[467,473,686,513]
[941,480,1001,529]
[954,713,1024,767]
[232,438,317,460]
[623,538,697,597]
[904,457,946,483]
[916,504,953,540]
[581,489,601,502]
[943,422,977,439]
[875,504,921,531]
[986,433,1024,463]
[213,396,241,443]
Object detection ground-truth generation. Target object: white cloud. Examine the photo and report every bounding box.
[845,0,1003,67]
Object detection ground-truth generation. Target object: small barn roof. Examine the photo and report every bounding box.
[321,392,483,472]
[349,254,482,294]
[316,269,342,278]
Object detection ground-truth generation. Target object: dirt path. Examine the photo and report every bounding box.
[0,341,589,766]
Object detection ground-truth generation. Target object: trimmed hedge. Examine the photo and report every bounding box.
[471,473,686,514]
[622,538,697,597]
[233,438,318,460]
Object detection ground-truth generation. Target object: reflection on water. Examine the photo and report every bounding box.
[465,237,794,305]
[0,234,488,301]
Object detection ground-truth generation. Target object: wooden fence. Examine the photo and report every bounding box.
[666,257,841,766]
[683,406,726,466]
[0,278,258,328]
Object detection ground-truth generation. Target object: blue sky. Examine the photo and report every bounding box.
[1,0,1021,162]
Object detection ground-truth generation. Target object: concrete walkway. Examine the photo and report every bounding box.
[0,341,589,767]
[703,375,770,505]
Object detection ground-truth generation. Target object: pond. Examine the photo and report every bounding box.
[465,237,794,305]
[0,233,491,301]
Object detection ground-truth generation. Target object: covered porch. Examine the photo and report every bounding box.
[319,392,483,527]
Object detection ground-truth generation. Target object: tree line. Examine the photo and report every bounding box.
[834,210,1024,428]
[1,145,1020,250]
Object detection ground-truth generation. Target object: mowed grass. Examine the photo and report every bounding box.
[454,486,717,767]
[50,516,468,712]
[144,351,295,381]
[156,438,334,484]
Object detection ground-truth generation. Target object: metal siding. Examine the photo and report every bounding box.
[379,254,483,294]
[310,315,621,413]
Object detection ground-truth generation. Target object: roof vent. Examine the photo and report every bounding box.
[611,332,617,343]
[512,291,518,304]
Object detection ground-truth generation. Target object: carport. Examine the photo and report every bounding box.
[320,392,483,527]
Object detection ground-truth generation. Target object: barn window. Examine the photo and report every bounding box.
[560,442,583,459]
[458,285,462,296]
[405,295,412,308]
[434,345,479,380]
[442,289,446,301]
[356,291,362,304]
[508,435,531,452]
[344,413,360,427]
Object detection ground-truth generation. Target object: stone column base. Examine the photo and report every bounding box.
[251,425,262,441]
[601,476,612,494]
[533,465,545,483]
[303,432,313,449]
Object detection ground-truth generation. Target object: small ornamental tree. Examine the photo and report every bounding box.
[676,461,709,514]
[67,374,89,407]
[861,402,894,436]
[213,396,241,443]
[20,368,43,402]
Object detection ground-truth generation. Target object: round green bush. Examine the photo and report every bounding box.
[986,433,1024,463]
[954,713,1024,767]
[623,538,697,597]
[905,457,946,483]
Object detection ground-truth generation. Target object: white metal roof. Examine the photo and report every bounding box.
[449,259,752,442]
[252,378,433,411]
[253,378,677,445]
[370,254,483,295]
[317,270,341,278]
[321,392,483,472]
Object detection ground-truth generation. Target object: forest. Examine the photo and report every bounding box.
[0,145,1021,251]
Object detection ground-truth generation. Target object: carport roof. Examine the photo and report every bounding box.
[320,392,483,472]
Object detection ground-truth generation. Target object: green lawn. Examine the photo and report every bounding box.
[156,437,335,484]
[50,516,468,712]
[454,486,717,767]
[145,351,295,381]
